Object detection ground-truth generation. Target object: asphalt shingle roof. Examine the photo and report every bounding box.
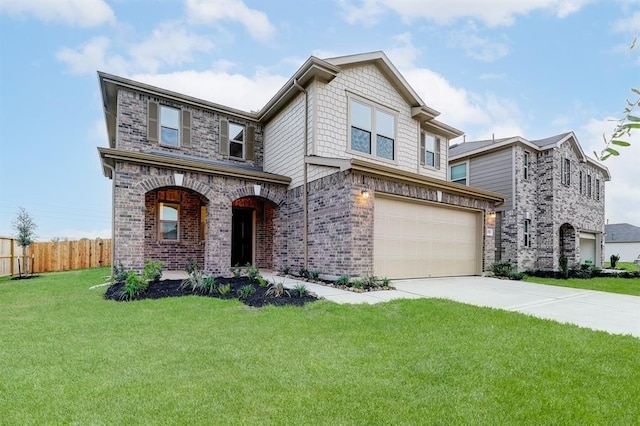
[605,223,640,243]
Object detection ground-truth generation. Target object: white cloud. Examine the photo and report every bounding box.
[449,22,510,62]
[386,34,524,139]
[339,0,591,27]
[186,0,275,41]
[128,22,215,73]
[581,117,640,225]
[40,228,112,242]
[56,37,129,75]
[0,0,114,27]
[612,10,640,34]
[130,70,288,112]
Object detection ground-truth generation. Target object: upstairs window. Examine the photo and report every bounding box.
[229,122,245,159]
[349,98,396,161]
[523,151,530,180]
[596,179,600,201]
[159,203,179,241]
[147,101,191,148]
[450,163,467,185]
[579,171,584,195]
[421,132,441,169]
[587,174,592,198]
[561,157,571,185]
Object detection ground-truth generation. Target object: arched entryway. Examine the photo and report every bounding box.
[231,196,277,269]
[559,223,577,267]
[144,186,209,270]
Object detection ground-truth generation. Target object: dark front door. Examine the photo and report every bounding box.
[231,208,253,266]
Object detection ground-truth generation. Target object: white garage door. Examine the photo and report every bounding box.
[580,232,596,265]
[374,196,481,279]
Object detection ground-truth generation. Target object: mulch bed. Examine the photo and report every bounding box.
[104,277,319,308]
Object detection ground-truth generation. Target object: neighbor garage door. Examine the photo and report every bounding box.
[374,196,481,279]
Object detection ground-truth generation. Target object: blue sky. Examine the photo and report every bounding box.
[0,0,638,240]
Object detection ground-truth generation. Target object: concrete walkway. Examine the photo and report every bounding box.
[261,272,640,338]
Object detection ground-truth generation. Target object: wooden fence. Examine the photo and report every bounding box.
[0,237,111,276]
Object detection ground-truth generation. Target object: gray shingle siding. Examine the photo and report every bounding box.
[468,147,513,211]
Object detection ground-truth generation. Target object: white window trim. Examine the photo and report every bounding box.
[523,151,530,180]
[347,93,398,164]
[228,122,246,160]
[561,157,571,186]
[159,105,181,148]
[524,218,531,248]
[159,202,180,241]
[449,161,468,186]
[421,131,442,170]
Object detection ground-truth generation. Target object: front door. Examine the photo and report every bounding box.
[231,208,253,266]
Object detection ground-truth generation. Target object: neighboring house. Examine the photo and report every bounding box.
[449,132,610,271]
[98,51,504,280]
[605,223,640,263]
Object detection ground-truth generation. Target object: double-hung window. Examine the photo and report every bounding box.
[228,122,245,159]
[579,171,583,195]
[524,219,531,247]
[561,157,571,185]
[523,151,530,180]
[159,203,179,241]
[421,132,441,168]
[450,163,467,185]
[349,98,396,160]
[160,106,180,146]
[587,174,592,198]
[596,179,600,201]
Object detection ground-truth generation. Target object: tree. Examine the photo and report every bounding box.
[12,207,37,276]
[595,37,639,161]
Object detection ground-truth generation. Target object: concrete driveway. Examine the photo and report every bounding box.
[392,276,640,338]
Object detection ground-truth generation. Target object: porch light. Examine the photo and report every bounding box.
[361,189,370,198]
[488,210,496,218]
[174,173,184,186]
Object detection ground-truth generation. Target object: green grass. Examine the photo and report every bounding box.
[1,268,639,424]
[524,275,640,296]
[604,261,640,271]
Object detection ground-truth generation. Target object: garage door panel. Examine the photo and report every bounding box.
[374,197,480,279]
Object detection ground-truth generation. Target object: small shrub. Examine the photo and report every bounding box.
[231,264,243,278]
[293,283,309,297]
[217,283,231,295]
[180,270,205,291]
[237,284,255,299]
[361,274,377,289]
[309,270,320,281]
[185,258,201,274]
[266,281,290,298]
[112,261,128,283]
[142,260,163,283]
[120,270,147,300]
[559,255,569,279]
[351,279,363,289]
[202,276,217,294]
[379,277,391,287]
[298,268,309,279]
[491,260,516,277]
[256,275,268,288]
[336,275,350,286]
[246,264,260,282]
[509,272,525,280]
[281,266,291,275]
[610,254,620,269]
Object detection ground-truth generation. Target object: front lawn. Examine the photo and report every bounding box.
[1,268,638,424]
[524,275,640,296]
[604,261,640,271]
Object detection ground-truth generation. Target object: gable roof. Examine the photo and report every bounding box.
[449,131,610,180]
[605,223,640,243]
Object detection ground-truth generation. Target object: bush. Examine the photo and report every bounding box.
[336,275,350,286]
[293,283,309,297]
[217,283,231,295]
[491,260,516,277]
[559,255,569,279]
[120,270,147,300]
[112,261,128,283]
[180,270,206,291]
[379,277,391,287]
[266,281,290,298]
[246,264,260,282]
[610,254,621,269]
[202,276,217,294]
[509,272,525,280]
[309,270,320,281]
[297,268,310,279]
[237,285,255,299]
[185,258,201,275]
[142,260,163,283]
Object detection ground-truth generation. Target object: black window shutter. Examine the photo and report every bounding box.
[246,125,255,161]
[148,101,158,142]
[219,119,229,155]
[181,110,191,148]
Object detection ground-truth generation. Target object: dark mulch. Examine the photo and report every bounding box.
[11,275,41,280]
[104,277,319,308]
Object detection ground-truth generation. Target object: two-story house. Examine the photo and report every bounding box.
[449,132,610,271]
[98,51,504,279]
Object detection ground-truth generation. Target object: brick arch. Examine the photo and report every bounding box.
[135,174,215,202]
[227,185,284,206]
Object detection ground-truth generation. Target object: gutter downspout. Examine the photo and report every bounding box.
[293,78,309,269]
[103,162,117,277]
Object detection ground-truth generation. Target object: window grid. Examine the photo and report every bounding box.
[524,219,531,248]
[349,98,396,160]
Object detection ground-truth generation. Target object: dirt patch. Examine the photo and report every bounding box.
[104,277,319,308]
